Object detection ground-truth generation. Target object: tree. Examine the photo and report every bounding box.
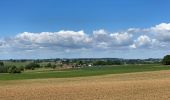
[8,65,21,73]
[0,62,8,73]
[45,63,52,68]
[162,55,170,65]
[0,62,4,66]
[45,63,57,69]
[93,60,122,66]
[25,62,40,70]
[51,64,56,69]
[0,66,8,73]
[19,66,25,71]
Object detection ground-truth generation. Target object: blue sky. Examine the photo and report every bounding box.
[0,0,170,59]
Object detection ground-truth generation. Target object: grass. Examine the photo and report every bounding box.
[0,64,170,81]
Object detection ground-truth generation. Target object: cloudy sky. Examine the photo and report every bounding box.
[0,0,170,59]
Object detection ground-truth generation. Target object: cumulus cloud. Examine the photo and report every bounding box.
[6,30,92,51]
[151,23,170,32]
[128,23,170,49]
[92,29,133,49]
[1,22,170,56]
[130,35,157,48]
[150,23,170,42]
[0,39,8,48]
[110,32,133,45]
[0,29,135,53]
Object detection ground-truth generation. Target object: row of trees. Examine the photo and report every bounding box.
[0,62,23,73]
[25,62,61,70]
[0,55,170,74]
[91,55,170,65]
[0,62,60,73]
[93,60,122,66]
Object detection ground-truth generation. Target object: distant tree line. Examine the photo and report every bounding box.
[0,61,60,73]
[0,56,167,74]
[0,62,23,73]
[93,60,123,65]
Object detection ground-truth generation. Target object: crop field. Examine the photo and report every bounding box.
[0,64,170,80]
[1,64,170,100]
[1,70,170,100]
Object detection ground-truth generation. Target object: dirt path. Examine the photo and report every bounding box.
[1,70,170,100]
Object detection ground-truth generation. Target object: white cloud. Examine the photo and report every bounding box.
[92,29,133,49]
[130,35,156,48]
[151,23,170,31]
[127,28,141,33]
[0,29,135,53]
[0,39,8,48]
[9,30,92,51]
[150,23,170,42]
[1,22,170,57]
[110,32,133,45]
[128,23,170,49]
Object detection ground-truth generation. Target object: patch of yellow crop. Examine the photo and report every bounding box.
[1,70,170,100]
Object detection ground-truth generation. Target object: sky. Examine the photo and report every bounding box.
[0,0,170,59]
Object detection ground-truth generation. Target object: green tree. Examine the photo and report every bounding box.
[25,62,40,70]
[45,63,52,68]
[162,55,170,65]
[19,66,25,71]
[0,62,4,66]
[0,66,8,73]
[8,65,21,73]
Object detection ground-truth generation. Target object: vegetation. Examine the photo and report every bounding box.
[0,62,22,73]
[0,64,170,80]
[0,62,4,66]
[93,60,122,65]
[162,55,170,65]
[0,57,167,80]
[25,62,40,70]
[0,65,8,73]
[8,65,21,73]
[45,63,57,69]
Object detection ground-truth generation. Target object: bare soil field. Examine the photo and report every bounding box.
[1,70,170,100]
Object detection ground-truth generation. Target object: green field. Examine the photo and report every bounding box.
[0,64,170,81]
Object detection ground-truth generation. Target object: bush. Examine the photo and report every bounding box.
[45,63,57,69]
[45,63,52,68]
[8,65,21,73]
[0,66,8,73]
[19,66,25,71]
[51,64,57,69]
[25,62,40,70]
[0,62,4,66]
[162,55,170,65]
[93,60,122,66]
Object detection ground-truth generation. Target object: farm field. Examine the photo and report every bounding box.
[0,64,170,80]
[1,70,170,100]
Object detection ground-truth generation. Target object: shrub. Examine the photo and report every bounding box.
[0,62,4,66]
[45,63,57,69]
[0,66,8,73]
[45,63,52,68]
[8,65,21,73]
[51,64,57,69]
[19,66,25,71]
[93,60,122,66]
[25,62,40,70]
